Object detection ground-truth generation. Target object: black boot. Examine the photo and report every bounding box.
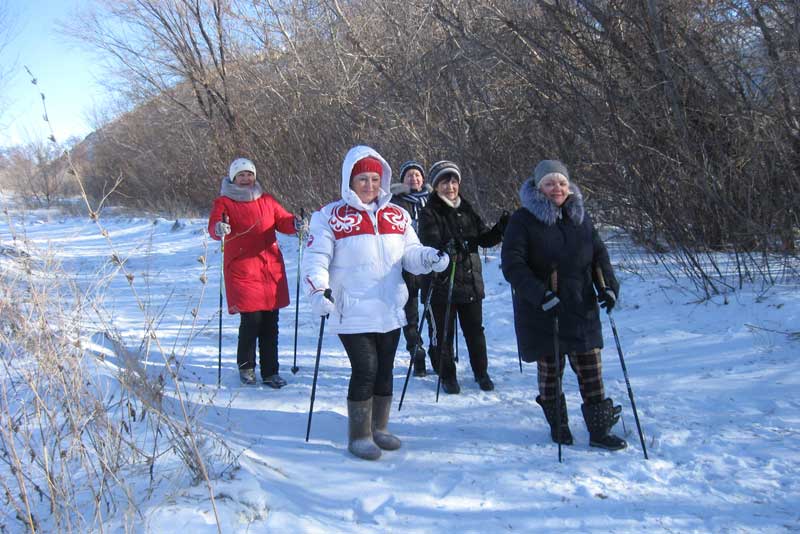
[441,375,460,394]
[536,394,574,445]
[475,374,494,391]
[581,398,627,451]
[428,347,440,375]
[412,346,427,377]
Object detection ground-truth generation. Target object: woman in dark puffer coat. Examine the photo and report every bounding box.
[418,161,508,394]
[501,160,626,450]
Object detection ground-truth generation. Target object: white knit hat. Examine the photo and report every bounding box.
[229,158,256,183]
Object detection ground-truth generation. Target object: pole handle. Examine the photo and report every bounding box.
[594,265,607,292]
[220,212,229,251]
[549,269,558,294]
[299,207,306,234]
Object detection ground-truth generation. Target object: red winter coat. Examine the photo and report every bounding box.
[208,188,296,314]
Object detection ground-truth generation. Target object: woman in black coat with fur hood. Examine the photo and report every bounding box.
[419,161,508,394]
[501,160,626,450]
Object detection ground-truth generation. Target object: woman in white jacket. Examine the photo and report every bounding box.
[302,145,449,460]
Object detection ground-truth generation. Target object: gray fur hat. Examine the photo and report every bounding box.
[532,159,570,187]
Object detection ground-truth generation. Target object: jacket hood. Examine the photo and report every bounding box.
[519,177,584,226]
[341,145,393,210]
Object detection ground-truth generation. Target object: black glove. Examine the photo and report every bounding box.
[541,290,561,314]
[445,239,460,257]
[496,211,510,234]
[598,288,616,313]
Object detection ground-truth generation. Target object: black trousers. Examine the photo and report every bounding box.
[429,300,488,380]
[401,274,422,353]
[338,329,401,401]
[237,310,279,378]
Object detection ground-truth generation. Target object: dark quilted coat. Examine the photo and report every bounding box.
[419,193,504,304]
[500,179,618,362]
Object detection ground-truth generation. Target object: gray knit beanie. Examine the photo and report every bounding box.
[428,160,461,188]
[533,160,570,187]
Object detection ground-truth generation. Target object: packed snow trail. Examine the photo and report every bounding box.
[1,208,798,533]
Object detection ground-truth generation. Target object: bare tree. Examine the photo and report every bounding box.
[3,138,79,207]
[68,1,246,153]
[70,0,797,291]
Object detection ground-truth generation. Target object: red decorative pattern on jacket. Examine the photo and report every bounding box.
[329,205,372,239]
[378,205,407,235]
[328,204,407,240]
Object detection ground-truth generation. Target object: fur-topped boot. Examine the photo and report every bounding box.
[536,394,574,445]
[581,398,627,451]
[371,395,401,450]
[347,399,382,460]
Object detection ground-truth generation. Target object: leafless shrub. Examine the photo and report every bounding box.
[66,0,797,294]
[0,75,232,532]
[0,191,234,532]
[0,138,82,207]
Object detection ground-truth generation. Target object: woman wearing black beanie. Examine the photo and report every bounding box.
[390,160,433,376]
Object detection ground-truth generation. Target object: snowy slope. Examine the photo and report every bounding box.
[1,206,798,533]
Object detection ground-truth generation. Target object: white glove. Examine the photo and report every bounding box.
[214,220,231,238]
[422,247,450,273]
[310,290,336,317]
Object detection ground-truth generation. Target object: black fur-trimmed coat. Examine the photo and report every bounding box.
[500,179,619,362]
[419,193,504,304]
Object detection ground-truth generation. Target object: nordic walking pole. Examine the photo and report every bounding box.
[550,269,563,463]
[306,289,333,442]
[436,243,458,403]
[291,208,306,375]
[398,269,437,411]
[454,319,459,363]
[513,287,523,373]
[595,266,649,459]
[217,212,228,387]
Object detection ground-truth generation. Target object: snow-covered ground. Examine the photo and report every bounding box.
[1,203,799,533]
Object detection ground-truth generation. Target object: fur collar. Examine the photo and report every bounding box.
[519,178,584,226]
[429,190,470,213]
[436,192,462,209]
[390,182,433,196]
[220,176,263,202]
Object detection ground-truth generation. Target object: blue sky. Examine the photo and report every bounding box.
[1,0,102,147]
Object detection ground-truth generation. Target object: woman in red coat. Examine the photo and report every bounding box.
[208,158,304,387]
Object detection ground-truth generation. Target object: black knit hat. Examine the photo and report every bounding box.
[398,160,425,182]
[428,160,461,188]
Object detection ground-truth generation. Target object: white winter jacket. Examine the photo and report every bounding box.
[302,145,436,334]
